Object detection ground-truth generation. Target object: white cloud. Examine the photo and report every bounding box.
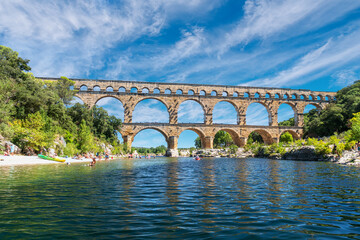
[133,99,169,123]
[246,103,269,125]
[178,100,204,123]
[331,69,359,87]
[218,0,360,54]
[244,27,360,87]
[213,102,238,124]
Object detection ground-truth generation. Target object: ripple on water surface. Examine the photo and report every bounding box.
[0,157,360,239]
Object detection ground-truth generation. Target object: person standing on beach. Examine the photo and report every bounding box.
[10,144,14,156]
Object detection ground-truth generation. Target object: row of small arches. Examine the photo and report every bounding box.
[73,96,320,126]
[79,85,334,101]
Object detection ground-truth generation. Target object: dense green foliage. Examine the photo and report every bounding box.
[280,132,293,143]
[247,131,264,144]
[0,45,123,155]
[303,81,360,137]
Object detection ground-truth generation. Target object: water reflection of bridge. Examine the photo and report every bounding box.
[41,77,336,156]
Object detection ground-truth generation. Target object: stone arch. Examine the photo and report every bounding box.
[134,97,170,110]
[283,93,289,99]
[265,93,271,98]
[106,86,113,92]
[119,87,126,93]
[153,88,160,94]
[79,85,88,91]
[213,100,239,124]
[131,127,170,149]
[211,90,217,96]
[309,94,315,100]
[291,94,297,99]
[300,94,305,100]
[245,102,272,126]
[177,99,205,123]
[254,92,260,98]
[131,87,138,93]
[179,128,206,148]
[176,89,183,95]
[133,127,169,141]
[142,88,149,94]
[233,91,239,97]
[222,91,228,97]
[95,96,124,121]
[279,130,300,140]
[317,95,322,101]
[165,88,171,94]
[188,90,195,95]
[199,90,206,96]
[244,92,250,98]
[277,102,297,126]
[274,93,280,99]
[247,129,274,145]
[304,103,322,113]
[133,98,170,123]
[93,85,101,91]
[73,95,85,105]
[94,95,124,106]
[213,128,243,147]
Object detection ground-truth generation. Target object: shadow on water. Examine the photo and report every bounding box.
[0,157,360,239]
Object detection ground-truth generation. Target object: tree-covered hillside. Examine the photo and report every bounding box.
[0,45,123,156]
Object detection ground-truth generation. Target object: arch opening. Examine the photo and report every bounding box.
[142,88,149,94]
[213,129,242,148]
[188,90,194,95]
[80,85,88,91]
[211,90,217,96]
[304,103,320,114]
[246,103,270,126]
[93,85,101,91]
[278,103,295,126]
[222,91,228,97]
[279,130,299,143]
[165,88,171,94]
[133,99,169,123]
[132,129,168,152]
[153,88,160,94]
[176,89,183,95]
[95,96,124,121]
[254,92,260,98]
[178,100,205,123]
[131,87,138,93]
[68,96,84,107]
[106,86,113,92]
[199,90,206,96]
[119,87,126,93]
[265,93,270,98]
[178,129,204,149]
[247,130,273,145]
[233,92,239,97]
[244,92,249,98]
[213,101,238,124]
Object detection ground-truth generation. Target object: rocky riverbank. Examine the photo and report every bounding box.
[189,146,360,167]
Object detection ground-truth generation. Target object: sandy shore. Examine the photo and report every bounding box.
[0,155,93,167]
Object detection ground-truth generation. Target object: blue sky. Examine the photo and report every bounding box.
[1,0,360,148]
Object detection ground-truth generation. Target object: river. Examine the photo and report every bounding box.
[0,157,360,239]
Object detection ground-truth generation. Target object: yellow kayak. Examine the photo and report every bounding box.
[38,154,66,163]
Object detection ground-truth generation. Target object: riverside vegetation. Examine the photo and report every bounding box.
[0,45,124,157]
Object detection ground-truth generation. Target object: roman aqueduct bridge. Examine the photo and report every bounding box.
[41,78,336,156]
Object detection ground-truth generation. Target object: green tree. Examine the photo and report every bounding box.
[248,131,264,144]
[280,132,293,143]
[194,137,201,148]
[213,131,233,148]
